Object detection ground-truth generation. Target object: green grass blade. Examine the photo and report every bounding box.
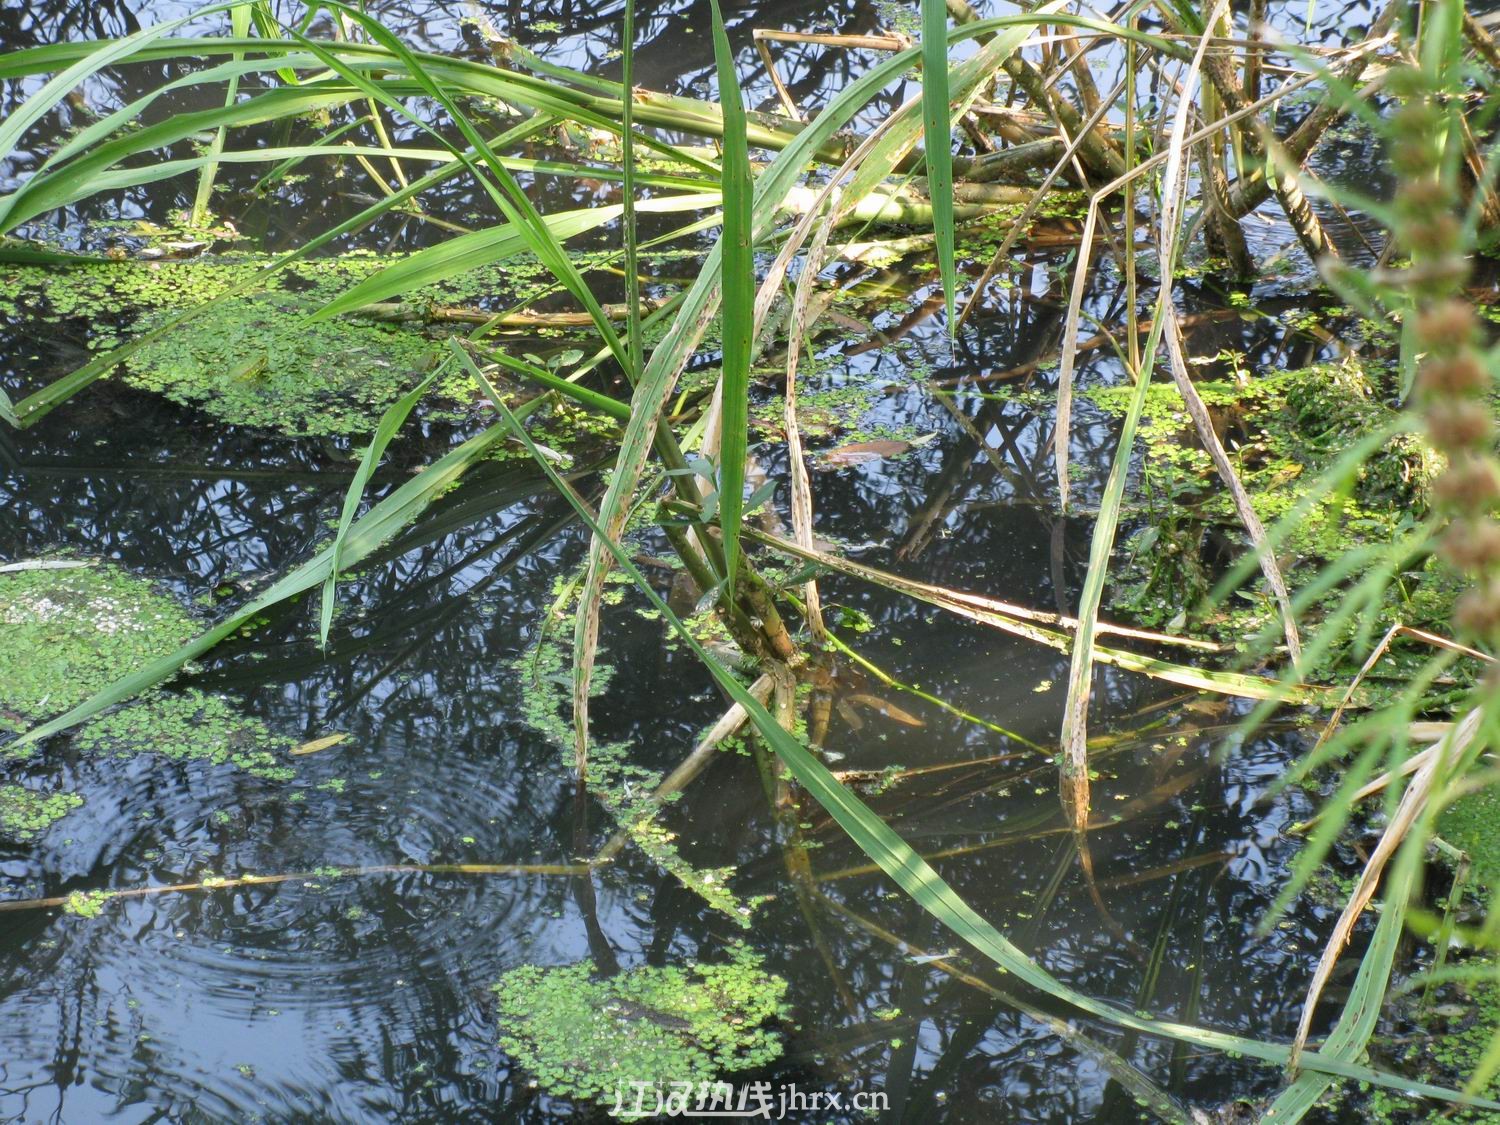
[0,3,242,219]
[474,347,631,421]
[318,358,447,648]
[473,354,1498,1114]
[1,85,355,233]
[37,55,274,176]
[921,0,957,328]
[313,192,718,320]
[621,0,644,379]
[7,115,555,426]
[306,2,630,373]
[1264,833,1421,1120]
[192,2,253,225]
[1058,4,1220,814]
[707,0,753,595]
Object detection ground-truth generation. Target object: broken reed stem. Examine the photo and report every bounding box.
[1056,0,1231,836]
[785,595,1046,748]
[1161,303,1302,664]
[956,73,1127,327]
[1289,707,1484,1069]
[749,527,1224,651]
[782,192,836,643]
[0,862,588,914]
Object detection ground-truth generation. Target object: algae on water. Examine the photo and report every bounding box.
[0,563,293,780]
[2,251,607,437]
[1439,785,1500,888]
[72,690,293,780]
[1359,954,1500,1123]
[515,607,766,925]
[492,945,788,1104]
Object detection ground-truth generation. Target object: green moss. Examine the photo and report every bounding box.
[0,563,294,779]
[0,785,82,841]
[752,377,913,447]
[492,944,788,1104]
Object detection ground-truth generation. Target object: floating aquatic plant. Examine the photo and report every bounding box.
[0,563,199,723]
[0,564,292,779]
[123,294,443,437]
[0,785,82,842]
[492,944,787,1104]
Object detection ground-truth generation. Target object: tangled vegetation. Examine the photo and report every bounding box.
[1,0,1500,1117]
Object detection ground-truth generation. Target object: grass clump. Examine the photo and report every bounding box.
[492,944,788,1104]
[0,784,82,841]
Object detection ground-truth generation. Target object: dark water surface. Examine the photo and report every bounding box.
[0,1,1402,1120]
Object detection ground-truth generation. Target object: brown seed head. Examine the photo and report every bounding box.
[1392,101,1441,136]
[1455,579,1500,640]
[1391,136,1437,178]
[1404,213,1461,258]
[1434,455,1500,512]
[1418,353,1489,397]
[1398,178,1451,214]
[1414,300,1478,351]
[1426,399,1495,450]
[1439,520,1500,572]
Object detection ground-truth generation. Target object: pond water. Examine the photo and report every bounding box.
[0,0,1418,1120]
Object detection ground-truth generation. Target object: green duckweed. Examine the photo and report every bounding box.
[492,944,788,1104]
[122,294,446,437]
[0,564,293,780]
[0,784,82,842]
[62,889,112,918]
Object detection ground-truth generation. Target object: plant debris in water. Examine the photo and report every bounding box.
[1090,354,1445,674]
[491,944,788,1104]
[515,604,766,924]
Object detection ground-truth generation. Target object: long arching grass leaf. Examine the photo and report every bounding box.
[707,0,754,597]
